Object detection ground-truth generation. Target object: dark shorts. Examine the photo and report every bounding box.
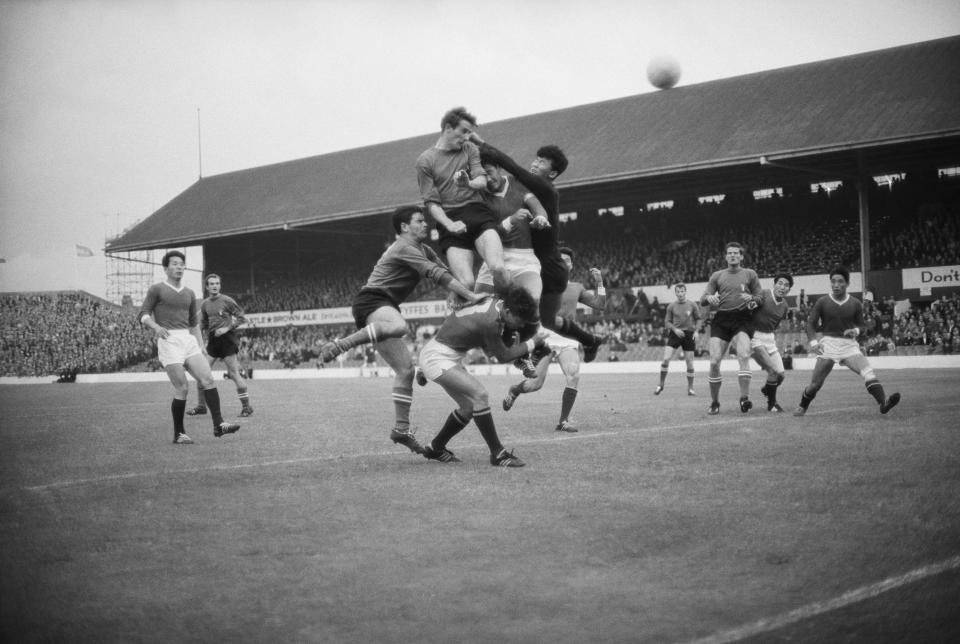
[436,202,500,253]
[206,332,240,359]
[352,289,400,329]
[710,309,754,343]
[667,329,697,351]
[539,250,569,295]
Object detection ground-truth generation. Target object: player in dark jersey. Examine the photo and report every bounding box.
[319,205,487,453]
[138,250,240,444]
[418,286,546,467]
[700,242,764,415]
[749,274,793,412]
[654,283,702,397]
[794,266,901,416]
[468,132,604,362]
[415,106,508,293]
[185,273,254,418]
[474,151,550,302]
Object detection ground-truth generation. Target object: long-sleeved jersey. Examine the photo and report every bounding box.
[751,289,789,333]
[415,142,485,209]
[807,294,865,339]
[361,236,452,306]
[482,176,534,250]
[200,294,246,335]
[478,142,560,257]
[435,297,532,363]
[702,267,763,312]
[138,282,198,330]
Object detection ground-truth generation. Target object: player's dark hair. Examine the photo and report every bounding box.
[725,242,744,253]
[162,250,186,267]
[774,273,794,288]
[558,246,574,260]
[502,286,539,324]
[392,205,423,234]
[829,265,850,284]
[674,282,687,290]
[479,149,499,167]
[440,106,477,131]
[204,273,220,286]
[537,144,568,176]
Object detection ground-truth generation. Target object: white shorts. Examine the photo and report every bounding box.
[157,330,202,367]
[476,248,541,287]
[818,336,863,362]
[543,328,580,354]
[750,331,779,356]
[418,338,466,381]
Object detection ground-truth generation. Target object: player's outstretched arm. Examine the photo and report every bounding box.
[579,267,607,311]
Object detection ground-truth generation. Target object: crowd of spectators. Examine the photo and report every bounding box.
[860,292,960,355]
[2,173,957,376]
[0,292,154,377]
[227,175,957,314]
[1,289,956,377]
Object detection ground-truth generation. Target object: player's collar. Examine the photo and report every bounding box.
[163,280,185,293]
[491,176,509,198]
[829,293,850,305]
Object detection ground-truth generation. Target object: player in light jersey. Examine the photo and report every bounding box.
[415,106,508,293]
[700,242,764,415]
[794,266,901,416]
[500,248,606,433]
[419,286,546,466]
[749,274,793,412]
[469,133,604,362]
[138,251,240,444]
[319,206,486,454]
[185,273,254,418]
[654,283,702,397]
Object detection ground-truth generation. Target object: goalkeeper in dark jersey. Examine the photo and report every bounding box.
[468,133,604,363]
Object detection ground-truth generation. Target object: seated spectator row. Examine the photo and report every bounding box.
[2,289,957,377]
[228,175,958,313]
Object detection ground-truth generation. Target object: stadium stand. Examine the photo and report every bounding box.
[0,292,154,377]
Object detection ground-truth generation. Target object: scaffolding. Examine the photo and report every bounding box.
[104,246,159,307]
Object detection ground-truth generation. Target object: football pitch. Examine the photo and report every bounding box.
[2,369,959,643]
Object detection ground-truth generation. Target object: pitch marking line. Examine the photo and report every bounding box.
[14,405,894,492]
[679,553,960,644]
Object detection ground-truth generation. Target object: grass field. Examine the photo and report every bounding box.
[2,368,960,643]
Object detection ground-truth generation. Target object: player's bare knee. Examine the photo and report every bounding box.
[473,390,490,409]
[394,363,415,384]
